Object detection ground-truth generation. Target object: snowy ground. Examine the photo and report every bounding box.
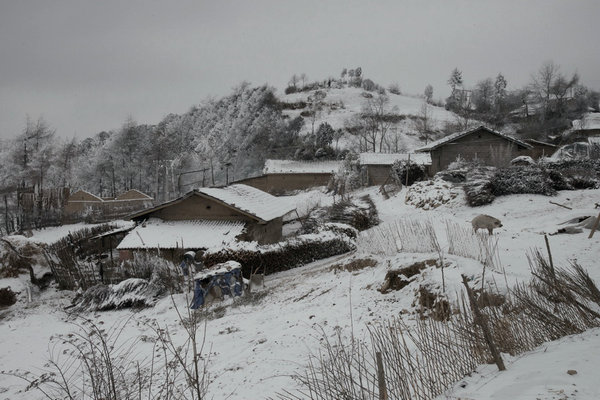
[280,87,461,151]
[0,186,599,399]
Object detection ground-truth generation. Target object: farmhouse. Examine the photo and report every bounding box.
[416,126,532,174]
[117,184,295,260]
[359,152,432,185]
[234,159,342,194]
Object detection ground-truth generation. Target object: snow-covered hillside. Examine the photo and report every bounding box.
[0,187,599,399]
[280,87,460,151]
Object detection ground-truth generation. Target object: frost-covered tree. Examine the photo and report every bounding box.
[448,68,463,93]
[424,84,434,103]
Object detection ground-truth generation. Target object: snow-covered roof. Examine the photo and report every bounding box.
[115,189,153,201]
[572,113,600,131]
[416,126,532,152]
[524,139,558,148]
[197,184,296,222]
[359,152,431,165]
[129,184,296,223]
[263,159,341,174]
[116,218,246,250]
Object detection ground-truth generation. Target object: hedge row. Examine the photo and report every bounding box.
[203,233,356,277]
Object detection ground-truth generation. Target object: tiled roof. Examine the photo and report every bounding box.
[416,126,532,152]
[263,159,341,174]
[359,152,432,165]
[117,218,246,250]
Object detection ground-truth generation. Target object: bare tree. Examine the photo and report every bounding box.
[416,102,435,144]
[307,90,327,136]
[361,94,398,152]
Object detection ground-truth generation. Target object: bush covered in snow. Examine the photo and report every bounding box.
[328,194,379,231]
[204,230,356,277]
[73,278,164,311]
[390,159,427,186]
[463,166,496,206]
[0,287,17,307]
[490,165,556,196]
[542,159,600,190]
[405,178,460,210]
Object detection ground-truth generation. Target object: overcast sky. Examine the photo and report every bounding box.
[1,0,599,139]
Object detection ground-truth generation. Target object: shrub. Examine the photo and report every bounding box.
[0,287,17,307]
[490,165,556,196]
[284,86,297,94]
[463,166,496,206]
[388,83,401,95]
[391,160,427,186]
[204,232,355,277]
[542,159,600,190]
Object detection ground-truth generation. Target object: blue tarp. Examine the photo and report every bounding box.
[190,268,243,309]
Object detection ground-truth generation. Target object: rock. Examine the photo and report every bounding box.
[567,369,577,375]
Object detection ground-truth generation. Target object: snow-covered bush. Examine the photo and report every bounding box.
[510,155,535,166]
[73,278,163,311]
[329,152,364,199]
[490,165,556,196]
[328,194,379,231]
[204,231,356,277]
[390,159,427,186]
[463,166,496,206]
[405,178,459,210]
[542,159,600,190]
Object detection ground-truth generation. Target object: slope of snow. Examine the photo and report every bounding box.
[438,328,600,400]
[280,87,460,151]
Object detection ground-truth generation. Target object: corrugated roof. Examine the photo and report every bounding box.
[263,159,342,174]
[198,184,296,222]
[416,126,532,152]
[359,152,432,165]
[116,218,246,250]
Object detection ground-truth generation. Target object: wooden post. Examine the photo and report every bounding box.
[588,212,600,239]
[376,351,388,400]
[461,274,506,371]
[544,234,556,280]
[405,154,411,187]
[3,195,9,235]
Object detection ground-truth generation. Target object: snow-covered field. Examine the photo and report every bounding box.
[1,186,599,399]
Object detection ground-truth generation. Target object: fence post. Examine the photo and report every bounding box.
[461,274,506,371]
[376,351,388,400]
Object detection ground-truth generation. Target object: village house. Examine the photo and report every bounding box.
[117,184,295,261]
[359,152,432,185]
[63,189,154,222]
[416,126,532,174]
[234,159,342,194]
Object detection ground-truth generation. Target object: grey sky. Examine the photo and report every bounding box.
[1,0,598,139]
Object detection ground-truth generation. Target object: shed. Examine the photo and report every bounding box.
[524,139,558,159]
[565,113,600,143]
[416,126,532,173]
[64,189,154,222]
[359,153,432,185]
[119,184,295,259]
[234,160,342,194]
